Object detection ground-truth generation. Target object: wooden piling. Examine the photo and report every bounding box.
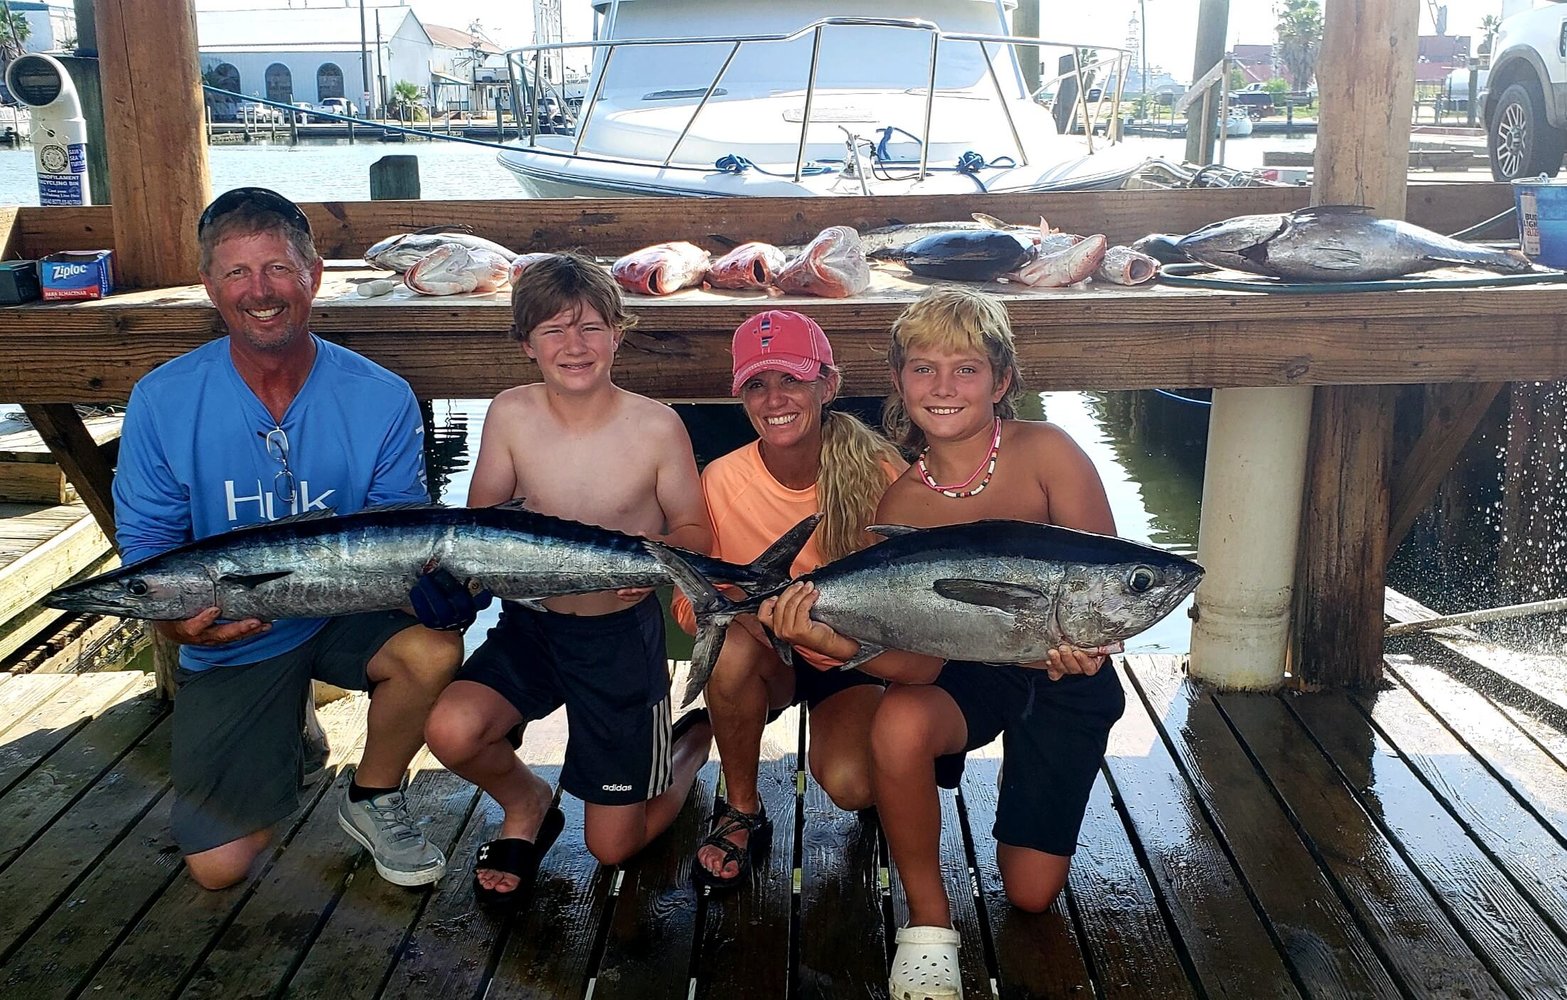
[369,155,420,200]
[1292,0,1419,688]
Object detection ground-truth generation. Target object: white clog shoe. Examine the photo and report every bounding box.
[889,924,962,1000]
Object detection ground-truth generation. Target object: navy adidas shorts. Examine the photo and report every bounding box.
[459,597,674,806]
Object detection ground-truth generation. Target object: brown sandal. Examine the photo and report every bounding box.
[692,800,771,890]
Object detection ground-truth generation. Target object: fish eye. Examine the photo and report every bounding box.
[126,579,149,597]
[1127,566,1157,594]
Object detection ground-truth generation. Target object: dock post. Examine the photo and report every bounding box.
[369,154,420,200]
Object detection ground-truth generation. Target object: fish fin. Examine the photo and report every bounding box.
[708,234,743,249]
[767,626,796,669]
[489,497,530,511]
[1300,242,1365,271]
[646,542,759,706]
[971,212,1010,229]
[260,508,341,527]
[516,598,549,613]
[932,578,1049,614]
[740,514,821,593]
[357,500,446,514]
[1294,205,1373,219]
[410,224,475,235]
[835,641,887,673]
[216,569,293,589]
[865,523,920,538]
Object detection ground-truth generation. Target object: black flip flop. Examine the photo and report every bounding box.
[473,804,565,908]
[692,800,772,891]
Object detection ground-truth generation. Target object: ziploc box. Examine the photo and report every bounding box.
[39,250,114,301]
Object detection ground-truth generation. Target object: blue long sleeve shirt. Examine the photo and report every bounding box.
[113,335,429,670]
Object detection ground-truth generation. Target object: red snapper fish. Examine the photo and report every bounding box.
[507,252,559,286]
[403,243,512,296]
[775,226,870,298]
[610,242,711,295]
[709,242,788,290]
[1096,245,1161,286]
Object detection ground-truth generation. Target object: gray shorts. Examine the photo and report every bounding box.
[169,610,418,855]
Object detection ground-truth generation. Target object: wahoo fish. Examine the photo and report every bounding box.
[46,503,818,623]
[611,241,711,295]
[869,230,1035,282]
[1176,205,1535,281]
[774,226,870,297]
[709,242,787,290]
[404,243,512,295]
[653,519,1203,706]
[366,228,519,273]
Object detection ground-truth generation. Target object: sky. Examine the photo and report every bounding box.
[193,1,1510,86]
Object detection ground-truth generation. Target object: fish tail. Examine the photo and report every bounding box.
[645,542,764,706]
[739,513,821,593]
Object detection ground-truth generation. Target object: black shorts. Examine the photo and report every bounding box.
[793,655,884,709]
[170,610,418,855]
[458,597,673,806]
[934,659,1126,857]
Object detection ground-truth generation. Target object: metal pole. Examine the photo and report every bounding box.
[1139,0,1148,121]
[795,25,824,183]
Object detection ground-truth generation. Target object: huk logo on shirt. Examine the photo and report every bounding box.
[224,480,336,522]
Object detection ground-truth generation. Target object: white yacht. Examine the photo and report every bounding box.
[496,0,1158,198]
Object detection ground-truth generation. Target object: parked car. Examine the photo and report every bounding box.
[290,102,314,123]
[317,97,357,118]
[1229,91,1276,119]
[236,101,286,124]
[1481,4,1567,180]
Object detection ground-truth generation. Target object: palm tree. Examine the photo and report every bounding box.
[0,10,31,66]
[1274,0,1322,92]
[1477,14,1501,64]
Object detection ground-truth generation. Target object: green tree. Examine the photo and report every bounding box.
[0,10,30,64]
[1274,0,1322,92]
[390,79,426,121]
[1477,14,1501,60]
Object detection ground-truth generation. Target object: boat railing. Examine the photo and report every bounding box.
[501,19,1131,184]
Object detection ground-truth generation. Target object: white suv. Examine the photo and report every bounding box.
[1483,1,1567,180]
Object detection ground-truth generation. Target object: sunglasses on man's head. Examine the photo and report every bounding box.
[197,187,311,237]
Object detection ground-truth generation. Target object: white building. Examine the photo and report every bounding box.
[423,22,507,114]
[196,6,433,117]
[9,1,75,53]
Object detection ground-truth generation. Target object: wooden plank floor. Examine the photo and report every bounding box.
[1,655,1565,999]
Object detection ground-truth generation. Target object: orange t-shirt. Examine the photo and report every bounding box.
[672,440,898,669]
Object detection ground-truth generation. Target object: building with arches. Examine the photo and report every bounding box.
[196,6,433,120]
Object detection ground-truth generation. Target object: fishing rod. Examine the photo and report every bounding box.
[1384,596,1567,637]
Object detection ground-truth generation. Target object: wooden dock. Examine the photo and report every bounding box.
[0,654,1563,999]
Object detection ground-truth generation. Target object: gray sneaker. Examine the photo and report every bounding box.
[337,783,447,886]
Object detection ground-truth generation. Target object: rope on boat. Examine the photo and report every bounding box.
[712,154,839,176]
[1385,596,1567,637]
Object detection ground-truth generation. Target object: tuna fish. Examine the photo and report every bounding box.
[868,230,1035,281]
[610,242,711,295]
[853,214,1036,255]
[1002,234,1108,288]
[652,519,1203,706]
[403,243,513,295]
[1176,206,1535,281]
[774,226,870,297]
[1096,245,1162,286]
[709,242,788,290]
[366,228,519,273]
[45,503,818,623]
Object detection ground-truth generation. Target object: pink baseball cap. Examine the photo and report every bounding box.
[730,310,835,396]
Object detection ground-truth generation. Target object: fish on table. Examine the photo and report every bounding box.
[610,241,711,295]
[709,242,788,290]
[1176,205,1535,281]
[774,226,870,297]
[45,503,818,623]
[507,252,559,286]
[365,228,519,273]
[869,229,1036,282]
[1001,234,1108,288]
[1096,245,1162,286]
[653,519,1203,706]
[852,213,1040,255]
[404,243,512,295]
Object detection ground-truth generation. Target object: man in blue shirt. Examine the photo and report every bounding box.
[114,187,473,890]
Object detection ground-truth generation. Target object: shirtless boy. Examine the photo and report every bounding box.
[424,252,715,907]
[763,287,1126,1000]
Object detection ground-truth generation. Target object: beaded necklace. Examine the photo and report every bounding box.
[916,417,1002,499]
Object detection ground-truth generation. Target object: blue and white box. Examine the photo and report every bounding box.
[39,249,114,301]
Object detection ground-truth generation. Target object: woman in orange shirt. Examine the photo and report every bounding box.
[678,309,904,890]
